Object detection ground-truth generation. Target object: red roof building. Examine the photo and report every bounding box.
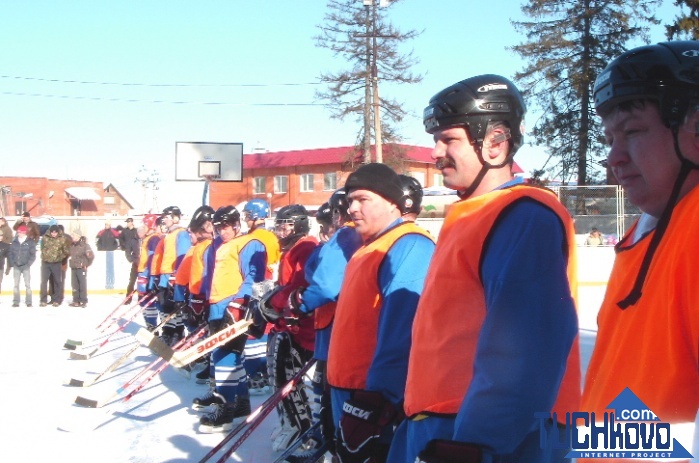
[208,144,524,211]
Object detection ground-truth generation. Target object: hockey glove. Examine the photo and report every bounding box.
[337,390,397,463]
[288,287,306,317]
[416,439,486,463]
[245,299,268,339]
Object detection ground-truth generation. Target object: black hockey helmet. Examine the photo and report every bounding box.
[161,205,182,218]
[212,205,240,228]
[328,188,351,223]
[398,175,423,215]
[315,202,333,227]
[593,41,699,127]
[189,205,215,232]
[275,204,310,234]
[423,74,526,154]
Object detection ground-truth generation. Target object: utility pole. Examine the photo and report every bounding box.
[361,0,391,164]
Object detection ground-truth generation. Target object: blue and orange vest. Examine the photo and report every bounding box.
[160,227,190,275]
[582,186,699,425]
[403,185,580,419]
[327,221,433,390]
[209,233,260,304]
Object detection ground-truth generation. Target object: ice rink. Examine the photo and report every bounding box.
[0,286,603,463]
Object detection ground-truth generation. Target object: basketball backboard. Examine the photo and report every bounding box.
[175,142,243,182]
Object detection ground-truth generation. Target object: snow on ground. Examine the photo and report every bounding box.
[0,289,602,463]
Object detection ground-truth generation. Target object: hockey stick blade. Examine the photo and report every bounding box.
[136,320,252,368]
[67,342,141,387]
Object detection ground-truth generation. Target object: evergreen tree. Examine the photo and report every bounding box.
[666,0,699,39]
[511,0,659,189]
[314,0,422,165]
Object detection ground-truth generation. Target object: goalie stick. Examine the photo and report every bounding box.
[135,318,252,368]
[63,290,142,349]
[198,358,317,463]
[68,298,155,360]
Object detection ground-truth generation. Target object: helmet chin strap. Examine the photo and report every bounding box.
[456,144,515,199]
[617,126,698,308]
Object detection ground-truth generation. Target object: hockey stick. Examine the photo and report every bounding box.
[75,314,198,408]
[198,358,317,463]
[136,319,252,368]
[63,290,142,349]
[67,308,183,387]
[69,299,153,360]
[67,341,141,387]
[119,326,207,403]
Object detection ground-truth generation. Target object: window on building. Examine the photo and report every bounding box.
[434,173,444,187]
[104,196,115,205]
[323,172,337,191]
[300,174,314,192]
[274,176,288,194]
[411,172,426,189]
[253,177,266,194]
[14,201,26,215]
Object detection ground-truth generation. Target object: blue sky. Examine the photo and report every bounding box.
[0,0,678,212]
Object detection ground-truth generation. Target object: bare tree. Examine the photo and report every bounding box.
[511,0,659,189]
[314,0,422,165]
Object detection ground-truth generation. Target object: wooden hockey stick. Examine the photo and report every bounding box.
[135,319,252,368]
[63,290,142,349]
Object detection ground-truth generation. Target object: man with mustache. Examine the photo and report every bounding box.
[388,74,580,463]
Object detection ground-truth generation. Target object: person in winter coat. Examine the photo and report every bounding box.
[0,228,10,297]
[9,225,37,307]
[13,212,41,242]
[39,225,71,307]
[68,232,94,307]
[95,221,120,290]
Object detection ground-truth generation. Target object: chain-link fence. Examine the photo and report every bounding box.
[551,185,641,243]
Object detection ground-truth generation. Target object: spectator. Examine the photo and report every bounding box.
[584,227,604,246]
[9,225,37,307]
[13,212,40,242]
[0,217,13,244]
[120,218,139,303]
[39,225,70,307]
[95,220,120,290]
[0,228,10,297]
[68,232,94,307]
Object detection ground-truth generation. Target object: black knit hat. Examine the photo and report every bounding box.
[344,163,404,206]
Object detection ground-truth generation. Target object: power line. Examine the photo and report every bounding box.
[0,74,321,88]
[1,91,324,106]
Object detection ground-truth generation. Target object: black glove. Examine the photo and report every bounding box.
[336,390,398,463]
[245,299,268,339]
[416,439,485,463]
[288,287,306,317]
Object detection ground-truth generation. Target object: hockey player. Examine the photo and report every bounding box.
[325,163,435,463]
[398,174,424,222]
[242,198,281,394]
[286,191,362,460]
[261,204,319,452]
[581,42,699,460]
[388,75,580,463]
[171,206,215,382]
[193,205,267,433]
[136,214,163,331]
